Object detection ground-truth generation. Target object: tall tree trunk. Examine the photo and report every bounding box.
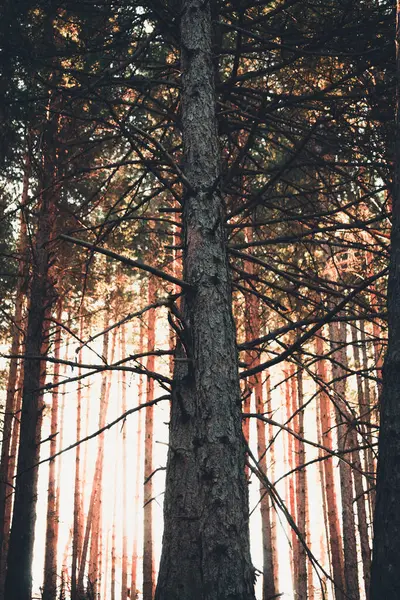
[329,321,360,600]
[265,375,279,593]
[243,238,275,600]
[295,369,307,600]
[43,301,63,600]
[4,117,58,600]
[0,149,30,599]
[121,324,128,600]
[131,317,144,599]
[315,334,345,600]
[284,367,298,591]
[143,278,156,600]
[88,325,113,598]
[155,2,255,597]
[370,3,400,597]
[72,312,85,600]
[360,321,376,515]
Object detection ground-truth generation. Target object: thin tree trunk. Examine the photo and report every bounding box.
[295,369,307,600]
[121,324,128,600]
[266,375,279,593]
[131,315,144,599]
[329,321,360,600]
[315,334,345,600]
[72,313,85,600]
[43,301,63,600]
[284,366,298,590]
[350,325,371,598]
[243,238,275,600]
[88,325,113,598]
[360,321,376,515]
[143,277,156,600]
[155,1,255,597]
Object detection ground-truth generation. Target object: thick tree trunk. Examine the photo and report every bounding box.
[143,278,156,600]
[370,3,400,597]
[0,149,30,599]
[43,301,63,600]
[155,1,255,598]
[4,124,57,600]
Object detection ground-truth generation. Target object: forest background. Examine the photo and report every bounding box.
[0,0,396,600]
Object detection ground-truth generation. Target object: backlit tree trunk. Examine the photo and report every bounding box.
[155,1,256,597]
[143,277,156,600]
[329,321,359,600]
[315,334,344,600]
[43,301,63,600]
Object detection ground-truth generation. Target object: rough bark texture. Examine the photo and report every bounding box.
[370,3,400,597]
[155,1,256,598]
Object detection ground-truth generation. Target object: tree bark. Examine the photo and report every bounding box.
[0,148,30,599]
[4,119,58,600]
[155,1,255,597]
[143,277,156,600]
[43,301,63,600]
[315,334,345,600]
[370,3,400,597]
[295,369,307,600]
[329,321,360,600]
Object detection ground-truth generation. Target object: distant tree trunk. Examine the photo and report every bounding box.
[143,277,156,600]
[315,334,345,600]
[0,149,30,599]
[243,240,276,600]
[329,321,360,600]
[256,377,276,600]
[4,116,58,600]
[121,324,128,600]
[350,325,371,598]
[71,313,85,600]
[111,456,118,600]
[155,1,255,597]
[359,321,376,514]
[284,366,298,590]
[265,375,279,593]
[295,369,307,600]
[88,325,113,598]
[43,301,63,600]
[131,314,144,599]
[370,3,400,597]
